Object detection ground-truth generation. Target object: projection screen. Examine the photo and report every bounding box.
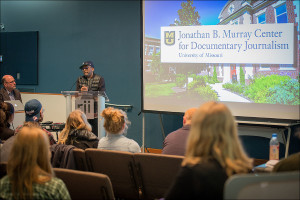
[142,0,300,122]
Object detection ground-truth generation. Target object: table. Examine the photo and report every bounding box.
[237,120,299,158]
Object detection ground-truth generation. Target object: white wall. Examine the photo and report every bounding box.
[21,92,68,123]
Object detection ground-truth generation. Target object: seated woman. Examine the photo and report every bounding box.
[98,107,141,153]
[0,102,15,141]
[0,126,70,199]
[58,110,99,149]
[165,102,253,200]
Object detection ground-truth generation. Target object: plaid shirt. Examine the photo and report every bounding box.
[16,125,56,145]
[0,175,71,200]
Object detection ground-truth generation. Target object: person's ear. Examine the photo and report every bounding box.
[183,116,186,125]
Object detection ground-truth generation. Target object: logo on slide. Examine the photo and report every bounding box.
[164,31,175,46]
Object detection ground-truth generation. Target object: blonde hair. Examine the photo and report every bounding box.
[58,110,91,144]
[183,101,253,176]
[7,126,53,200]
[101,107,130,134]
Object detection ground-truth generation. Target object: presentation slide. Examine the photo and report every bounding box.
[143,0,300,121]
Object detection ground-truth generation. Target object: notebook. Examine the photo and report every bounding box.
[4,100,24,111]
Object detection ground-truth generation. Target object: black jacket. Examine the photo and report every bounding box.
[65,129,99,150]
[0,88,22,102]
[76,74,105,92]
[165,159,228,200]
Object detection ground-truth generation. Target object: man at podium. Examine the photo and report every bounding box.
[0,75,22,103]
[76,61,106,137]
[76,61,105,92]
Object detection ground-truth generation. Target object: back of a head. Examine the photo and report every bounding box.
[8,126,52,178]
[58,110,91,144]
[24,99,42,122]
[184,107,198,123]
[65,110,91,130]
[185,101,252,175]
[0,102,14,127]
[101,107,129,134]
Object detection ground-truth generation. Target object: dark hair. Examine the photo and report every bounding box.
[0,102,15,127]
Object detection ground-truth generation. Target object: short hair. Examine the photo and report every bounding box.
[101,107,130,134]
[183,107,197,121]
[1,75,12,85]
[58,110,92,144]
[184,101,252,176]
[7,126,53,199]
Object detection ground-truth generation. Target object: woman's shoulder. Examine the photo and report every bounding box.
[0,175,10,184]
[125,137,141,153]
[34,177,70,199]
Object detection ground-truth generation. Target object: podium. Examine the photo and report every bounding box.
[61,91,108,138]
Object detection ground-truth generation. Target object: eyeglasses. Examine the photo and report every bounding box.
[81,66,90,70]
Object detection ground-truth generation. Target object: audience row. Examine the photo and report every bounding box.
[0,100,299,199]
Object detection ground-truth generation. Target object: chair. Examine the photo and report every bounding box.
[134,153,184,200]
[54,168,115,200]
[85,149,139,200]
[73,148,88,171]
[224,171,300,199]
[0,162,7,179]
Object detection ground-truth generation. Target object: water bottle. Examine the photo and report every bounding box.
[269,133,279,160]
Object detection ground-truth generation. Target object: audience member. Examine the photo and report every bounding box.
[0,75,22,102]
[20,99,56,145]
[0,126,71,199]
[165,102,253,200]
[162,107,197,156]
[0,122,43,162]
[58,110,99,149]
[98,107,141,153]
[0,102,15,141]
[273,130,300,172]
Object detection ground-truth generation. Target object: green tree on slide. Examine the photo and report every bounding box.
[174,0,200,26]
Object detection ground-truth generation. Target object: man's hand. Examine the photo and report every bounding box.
[81,85,88,91]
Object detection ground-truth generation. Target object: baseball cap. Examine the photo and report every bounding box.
[25,99,42,122]
[79,61,94,70]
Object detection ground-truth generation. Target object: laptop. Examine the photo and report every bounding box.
[4,100,24,111]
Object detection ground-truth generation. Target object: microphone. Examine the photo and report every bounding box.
[69,79,78,91]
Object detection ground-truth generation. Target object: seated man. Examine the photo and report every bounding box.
[22,99,56,145]
[0,75,22,102]
[162,108,197,156]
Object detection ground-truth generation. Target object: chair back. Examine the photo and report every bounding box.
[85,149,139,200]
[54,168,115,200]
[0,162,7,179]
[224,171,300,199]
[134,153,184,200]
[73,148,88,171]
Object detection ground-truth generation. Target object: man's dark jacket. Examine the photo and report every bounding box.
[0,88,22,102]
